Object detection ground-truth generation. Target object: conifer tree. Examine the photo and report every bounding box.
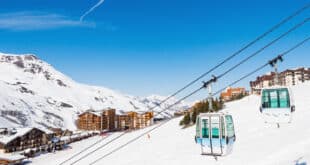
[183,112,191,125]
[191,108,198,124]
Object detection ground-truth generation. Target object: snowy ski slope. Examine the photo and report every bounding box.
[32,82,310,165]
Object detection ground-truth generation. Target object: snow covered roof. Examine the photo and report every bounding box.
[79,110,102,117]
[0,128,32,145]
[0,127,50,145]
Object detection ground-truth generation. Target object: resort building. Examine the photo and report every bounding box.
[77,109,154,131]
[250,67,310,94]
[220,87,247,101]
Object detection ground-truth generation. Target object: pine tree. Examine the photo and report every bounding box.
[191,108,198,124]
[219,97,224,109]
[179,119,184,126]
[183,112,191,125]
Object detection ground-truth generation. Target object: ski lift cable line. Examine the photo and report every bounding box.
[88,37,310,165]
[68,16,309,165]
[69,87,204,165]
[151,17,309,118]
[213,36,310,97]
[59,5,310,164]
[152,17,310,118]
[66,18,309,165]
[58,134,111,165]
[89,92,204,165]
[216,17,310,80]
[67,89,203,165]
[147,3,310,112]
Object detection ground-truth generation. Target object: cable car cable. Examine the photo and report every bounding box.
[58,134,111,165]
[213,36,310,96]
[70,87,204,165]
[88,37,309,165]
[149,3,309,114]
[68,18,309,165]
[70,22,309,164]
[216,17,309,80]
[59,4,310,163]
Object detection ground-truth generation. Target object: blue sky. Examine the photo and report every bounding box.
[0,0,309,101]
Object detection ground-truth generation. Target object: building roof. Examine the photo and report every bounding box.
[79,108,117,117]
[79,110,102,117]
[0,127,46,145]
[0,128,32,145]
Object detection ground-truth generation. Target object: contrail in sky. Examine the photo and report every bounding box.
[80,0,105,21]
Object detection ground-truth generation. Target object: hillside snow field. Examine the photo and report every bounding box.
[32,82,310,165]
[0,53,190,130]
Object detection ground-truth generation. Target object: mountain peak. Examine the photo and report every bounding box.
[0,52,39,62]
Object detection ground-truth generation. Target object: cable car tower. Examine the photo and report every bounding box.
[195,76,236,159]
[260,55,295,128]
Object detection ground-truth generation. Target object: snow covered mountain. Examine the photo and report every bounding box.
[0,53,191,130]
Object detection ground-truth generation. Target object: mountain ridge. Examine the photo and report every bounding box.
[0,53,191,130]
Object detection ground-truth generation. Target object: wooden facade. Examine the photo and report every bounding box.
[116,114,132,130]
[77,109,154,132]
[116,111,154,130]
[77,109,117,131]
[77,111,102,131]
[102,109,116,131]
[140,111,154,128]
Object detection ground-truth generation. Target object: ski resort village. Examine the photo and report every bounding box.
[0,1,309,165]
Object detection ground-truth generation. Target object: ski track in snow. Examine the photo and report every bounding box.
[31,82,310,165]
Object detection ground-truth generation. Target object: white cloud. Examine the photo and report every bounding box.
[80,0,105,21]
[0,12,95,31]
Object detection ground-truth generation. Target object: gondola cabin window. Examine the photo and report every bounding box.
[225,115,235,138]
[279,89,290,108]
[211,117,220,138]
[202,119,209,138]
[262,88,290,108]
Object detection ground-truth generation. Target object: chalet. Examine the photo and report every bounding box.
[0,128,50,154]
